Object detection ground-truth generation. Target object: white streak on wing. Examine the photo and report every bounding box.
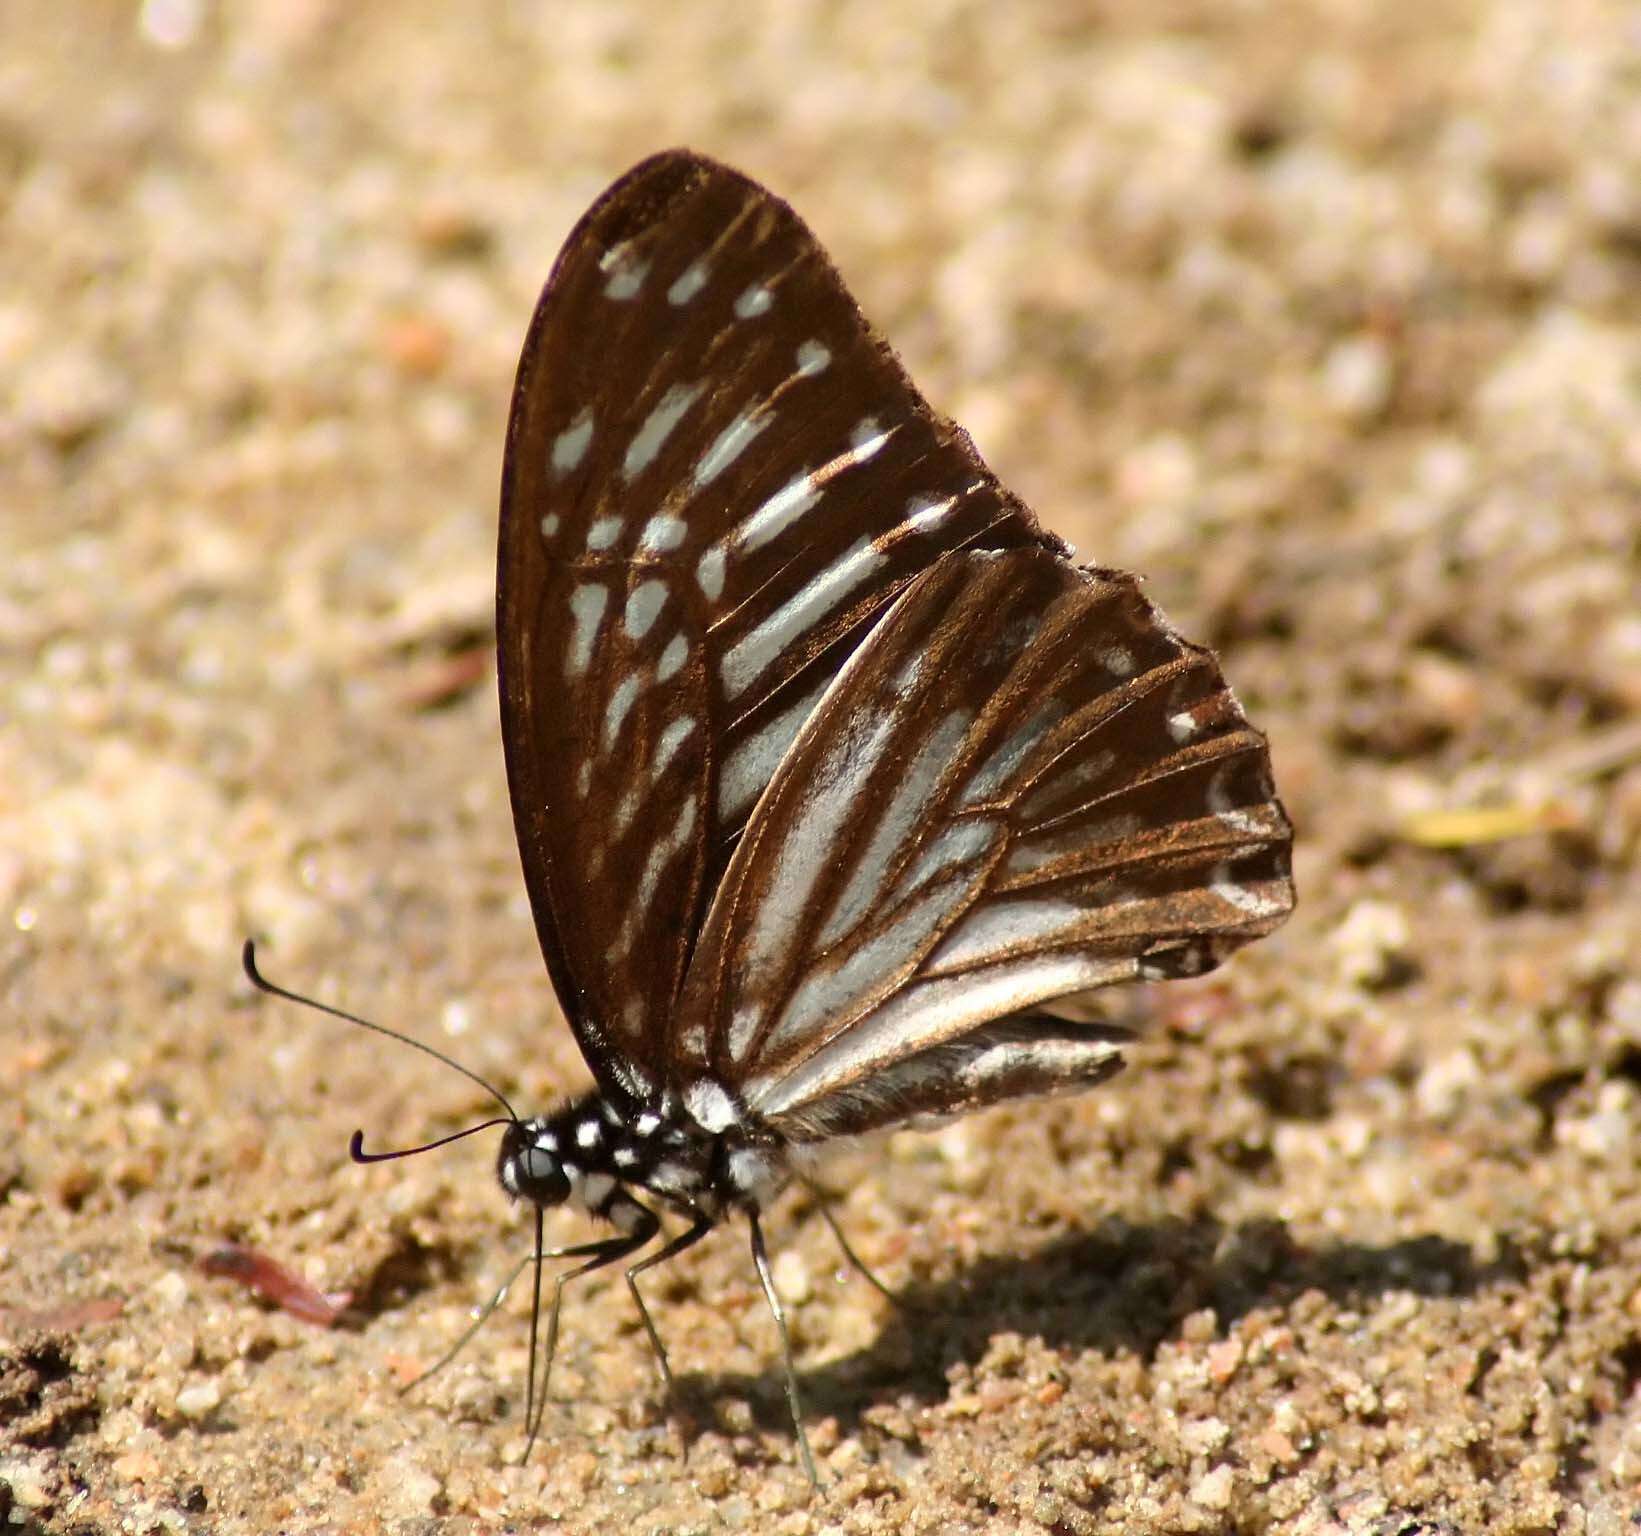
[638,514,688,553]
[623,382,705,481]
[651,715,695,780]
[721,537,887,701]
[737,471,823,553]
[728,1005,762,1062]
[656,632,689,684]
[958,1036,1123,1092]
[694,406,772,489]
[749,953,1129,1114]
[612,784,640,835]
[928,897,1091,970]
[715,677,827,824]
[903,493,958,532]
[771,877,979,1056]
[697,545,726,600]
[819,709,975,948]
[795,340,830,377]
[734,282,773,318]
[566,586,608,676]
[604,674,639,750]
[735,709,901,1012]
[1213,861,1286,918]
[893,819,999,902]
[962,705,1064,804]
[576,759,594,798]
[551,409,594,476]
[1208,760,1266,837]
[624,579,667,640]
[735,418,895,556]
[587,516,623,551]
[667,260,710,305]
[621,797,700,953]
[847,416,893,458]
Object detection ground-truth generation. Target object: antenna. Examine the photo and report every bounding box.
[240,939,520,1125]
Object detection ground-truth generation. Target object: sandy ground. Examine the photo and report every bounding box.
[3,2,1640,1532]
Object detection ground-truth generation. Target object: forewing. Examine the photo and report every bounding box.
[497,151,1059,1101]
[670,547,1294,1136]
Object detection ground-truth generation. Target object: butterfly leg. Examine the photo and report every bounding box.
[801,1180,902,1308]
[748,1210,820,1489]
[623,1213,714,1393]
[523,1206,657,1457]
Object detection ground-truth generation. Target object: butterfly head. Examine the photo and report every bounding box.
[496,1116,572,1208]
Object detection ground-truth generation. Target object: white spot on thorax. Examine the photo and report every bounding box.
[635,1112,661,1137]
[576,1119,602,1149]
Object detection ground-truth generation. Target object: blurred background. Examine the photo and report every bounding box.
[2,3,1637,1532]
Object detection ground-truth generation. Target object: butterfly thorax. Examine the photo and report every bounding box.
[496,1083,789,1230]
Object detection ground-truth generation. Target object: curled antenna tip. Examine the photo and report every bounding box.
[348,1129,367,1162]
[241,937,262,984]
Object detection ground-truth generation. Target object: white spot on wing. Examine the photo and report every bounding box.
[656,632,689,684]
[551,409,595,476]
[587,516,623,551]
[721,536,888,700]
[694,406,772,489]
[1168,709,1202,744]
[600,244,649,301]
[540,513,560,540]
[1100,645,1137,678]
[624,382,705,480]
[667,260,710,305]
[604,673,639,749]
[566,586,608,676]
[651,715,695,779]
[734,282,773,318]
[638,514,688,554]
[624,579,667,640]
[697,545,727,600]
[795,340,830,377]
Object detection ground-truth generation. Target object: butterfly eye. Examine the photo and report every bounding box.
[514,1145,569,1206]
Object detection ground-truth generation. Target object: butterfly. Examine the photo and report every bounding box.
[249,148,1293,1485]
